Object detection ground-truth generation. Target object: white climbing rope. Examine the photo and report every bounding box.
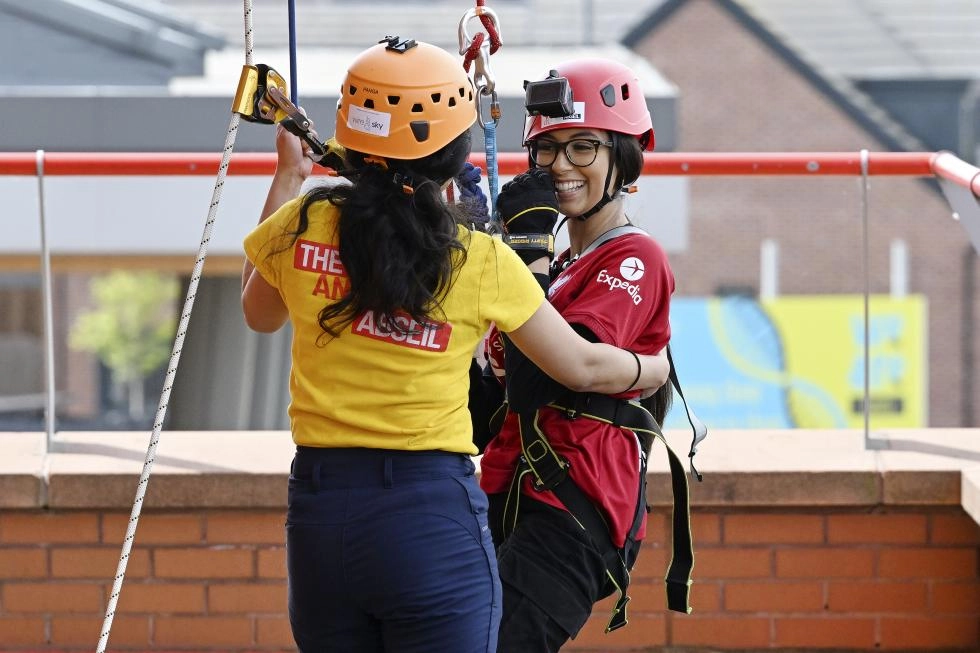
[95,2,255,651]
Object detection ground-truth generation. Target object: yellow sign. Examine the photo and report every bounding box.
[762,295,926,428]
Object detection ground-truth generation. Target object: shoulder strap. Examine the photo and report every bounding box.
[579,224,647,258]
[667,345,709,482]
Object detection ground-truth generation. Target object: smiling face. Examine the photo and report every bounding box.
[532,127,616,219]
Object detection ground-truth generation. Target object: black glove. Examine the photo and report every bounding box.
[497,168,560,263]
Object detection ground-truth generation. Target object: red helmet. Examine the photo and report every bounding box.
[524,58,655,150]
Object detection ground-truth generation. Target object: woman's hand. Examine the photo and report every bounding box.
[275,119,316,181]
[638,347,670,398]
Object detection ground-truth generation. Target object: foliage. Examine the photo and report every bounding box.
[69,271,178,384]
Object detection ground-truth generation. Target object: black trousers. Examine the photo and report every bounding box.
[488,493,610,653]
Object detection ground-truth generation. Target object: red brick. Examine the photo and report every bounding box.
[930,581,980,613]
[642,512,668,547]
[1,512,99,544]
[880,616,979,649]
[628,546,667,581]
[206,511,285,544]
[103,512,203,545]
[828,513,927,544]
[689,581,722,613]
[0,547,48,578]
[154,616,255,646]
[930,513,980,545]
[827,581,928,612]
[725,581,824,612]
[3,581,103,612]
[878,547,977,579]
[691,512,721,545]
[775,617,876,648]
[115,581,206,613]
[695,547,772,579]
[50,546,150,579]
[0,616,46,646]
[256,615,295,647]
[776,548,874,578]
[258,546,286,579]
[209,582,287,613]
[622,578,667,613]
[671,615,770,648]
[50,614,148,647]
[725,514,824,544]
[154,547,255,579]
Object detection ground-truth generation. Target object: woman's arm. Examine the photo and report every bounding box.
[504,298,670,396]
[241,125,313,333]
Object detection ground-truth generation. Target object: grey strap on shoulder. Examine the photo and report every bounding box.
[579,224,647,258]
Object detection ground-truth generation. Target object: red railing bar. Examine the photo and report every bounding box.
[0,151,976,196]
[931,151,980,197]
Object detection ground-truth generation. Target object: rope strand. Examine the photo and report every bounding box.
[95,3,253,651]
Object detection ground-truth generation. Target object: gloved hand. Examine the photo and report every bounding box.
[497,168,560,263]
[454,161,490,226]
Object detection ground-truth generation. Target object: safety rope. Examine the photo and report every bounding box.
[458,0,503,231]
[95,3,254,651]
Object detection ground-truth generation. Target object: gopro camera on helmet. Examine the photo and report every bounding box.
[524,70,574,118]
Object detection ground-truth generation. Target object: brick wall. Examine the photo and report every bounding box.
[1,506,976,651]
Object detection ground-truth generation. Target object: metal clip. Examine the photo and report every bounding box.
[231,63,332,164]
[457,6,501,97]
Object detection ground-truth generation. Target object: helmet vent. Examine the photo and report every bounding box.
[410,121,430,142]
[364,99,375,109]
[621,84,631,100]
[388,95,401,105]
[348,84,357,96]
[448,97,457,107]
[600,84,616,108]
[411,103,424,113]
[431,93,442,103]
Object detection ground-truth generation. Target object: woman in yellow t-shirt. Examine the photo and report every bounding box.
[241,38,669,653]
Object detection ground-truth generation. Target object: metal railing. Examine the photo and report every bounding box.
[0,150,977,451]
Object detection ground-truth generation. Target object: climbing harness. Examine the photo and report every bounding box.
[458,0,503,232]
[507,397,692,632]
[500,225,709,633]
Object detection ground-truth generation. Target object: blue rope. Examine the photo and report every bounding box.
[288,0,298,103]
[484,119,500,227]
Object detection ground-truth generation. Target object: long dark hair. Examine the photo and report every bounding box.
[291,129,473,338]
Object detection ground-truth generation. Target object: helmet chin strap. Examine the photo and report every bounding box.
[571,159,617,221]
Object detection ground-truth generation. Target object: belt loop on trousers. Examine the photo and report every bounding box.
[312,462,321,493]
[384,456,393,489]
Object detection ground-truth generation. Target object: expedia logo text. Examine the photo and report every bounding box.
[596,269,643,305]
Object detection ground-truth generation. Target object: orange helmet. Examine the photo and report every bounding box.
[524,58,655,150]
[335,37,477,159]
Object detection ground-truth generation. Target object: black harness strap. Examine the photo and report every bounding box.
[511,398,693,633]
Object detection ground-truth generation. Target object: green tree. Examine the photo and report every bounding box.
[69,271,179,421]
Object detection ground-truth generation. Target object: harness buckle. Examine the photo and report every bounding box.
[529,454,570,492]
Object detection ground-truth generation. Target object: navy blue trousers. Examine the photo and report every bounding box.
[286,447,501,653]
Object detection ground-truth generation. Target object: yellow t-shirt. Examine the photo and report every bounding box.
[244,196,544,454]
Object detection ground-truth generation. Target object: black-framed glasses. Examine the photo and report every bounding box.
[526,138,613,168]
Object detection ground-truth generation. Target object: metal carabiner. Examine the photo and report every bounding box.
[476,87,501,129]
[458,5,501,96]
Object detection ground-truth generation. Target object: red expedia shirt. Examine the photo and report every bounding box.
[480,231,674,547]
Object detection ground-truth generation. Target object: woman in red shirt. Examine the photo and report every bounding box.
[477,57,675,652]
